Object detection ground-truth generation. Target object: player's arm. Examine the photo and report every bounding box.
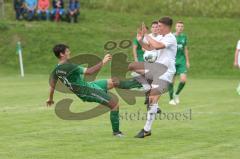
[144,34,166,49]
[132,44,138,62]
[84,54,112,75]
[185,46,190,68]
[138,39,154,51]
[234,48,239,67]
[46,78,56,107]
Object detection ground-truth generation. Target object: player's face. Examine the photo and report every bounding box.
[60,48,71,60]
[158,22,165,35]
[65,48,71,59]
[151,24,159,34]
[176,23,184,33]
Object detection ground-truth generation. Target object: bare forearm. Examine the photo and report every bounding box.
[138,39,153,51]
[234,49,239,63]
[185,47,190,63]
[49,87,55,100]
[132,47,138,61]
[85,61,103,75]
[145,35,165,49]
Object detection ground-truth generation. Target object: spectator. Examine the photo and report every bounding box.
[37,0,50,20]
[51,0,64,21]
[14,0,25,20]
[67,0,80,23]
[25,0,37,21]
[234,40,240,68]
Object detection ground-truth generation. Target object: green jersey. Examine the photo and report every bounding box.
[51,62,98,93]
[175,33,187,65]
[133,38,144,62]
[51,62,111,105]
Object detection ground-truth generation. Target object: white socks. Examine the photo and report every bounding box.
[144,104,158,132]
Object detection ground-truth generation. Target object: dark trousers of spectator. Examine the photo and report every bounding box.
[15,8,25,20]
[27,10,35,21]
[67,11,79,23]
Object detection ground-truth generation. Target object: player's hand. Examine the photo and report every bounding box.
[46,99,54,107]
[102,54,112,65]
[141,22,148,35]
[137,28,144,41]
[186,62,190,69]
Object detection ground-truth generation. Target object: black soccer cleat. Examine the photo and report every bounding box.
[157,107,161,114]
[134,129,151,138]
[113,131,124,137]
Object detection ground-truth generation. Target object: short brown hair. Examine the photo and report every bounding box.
[151,21,158,26]
[159,17,173,27]
[176,21,184,24]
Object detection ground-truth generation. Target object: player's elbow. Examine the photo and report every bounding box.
[85,69,94,75]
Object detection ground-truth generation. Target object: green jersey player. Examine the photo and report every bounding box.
[46,44,124,137]
[169,21,190,105]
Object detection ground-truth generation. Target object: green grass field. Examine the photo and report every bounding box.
[0,75,239,159]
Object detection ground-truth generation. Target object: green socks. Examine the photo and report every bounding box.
[176,82,186,95]
[168,83,174,100]
[110,110,120,133]
[118,79,142,89]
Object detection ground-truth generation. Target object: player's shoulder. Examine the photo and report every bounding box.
[181,33,188,39]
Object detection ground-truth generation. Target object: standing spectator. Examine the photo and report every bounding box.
[14,0,25,20]
[37,0,50,20]
[234,40,240,68]
[51,0,64,21]
[25,0,37,21]
[67,0,80,23]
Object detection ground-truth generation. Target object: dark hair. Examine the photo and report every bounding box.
[159,17,173,27]
[151,21,158,26]
[53,44,69,58]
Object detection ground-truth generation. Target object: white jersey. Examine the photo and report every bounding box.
[236,40,240,66]
[155,33,177,82]
[143,33,162,57]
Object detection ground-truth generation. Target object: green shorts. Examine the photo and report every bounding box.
[72,79,111,105]
[175,63,187,75]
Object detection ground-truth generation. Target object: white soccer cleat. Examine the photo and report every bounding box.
[174,94,180,104]
[169,99,177,106]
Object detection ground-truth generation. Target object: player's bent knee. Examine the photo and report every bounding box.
[107,99,119,110]
[128,62,137,71]
[110,77,120,87]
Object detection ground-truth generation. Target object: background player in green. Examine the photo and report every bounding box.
[132,27,149,62]
[169,21,190,105]
[46,44,124,137]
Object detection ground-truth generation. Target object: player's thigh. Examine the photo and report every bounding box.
[78,88,112,106]
[176,63,187,76]
[91,79,108,91]
[128,62,145,71]
[144,62,168,81]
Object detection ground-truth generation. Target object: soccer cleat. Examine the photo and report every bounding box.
[174,94,180,104]
[113,131,124,137]
[157,107,161,114]
[169,99,177,105]
[134,129,151,138]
